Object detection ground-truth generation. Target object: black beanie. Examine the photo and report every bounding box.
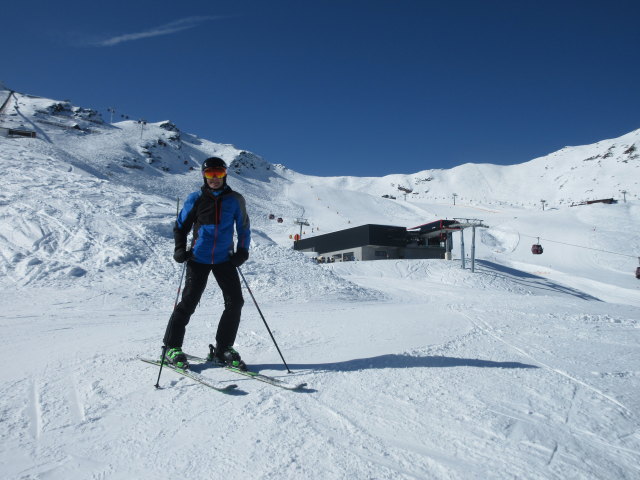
[202,157,227,170]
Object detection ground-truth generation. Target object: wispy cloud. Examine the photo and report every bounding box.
[95,16,222,47]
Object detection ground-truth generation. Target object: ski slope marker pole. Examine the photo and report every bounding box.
[237,266,292,374]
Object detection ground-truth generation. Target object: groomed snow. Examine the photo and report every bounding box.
[1,89,639,479]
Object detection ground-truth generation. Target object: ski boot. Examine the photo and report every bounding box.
[164,347,189,370]
[208,343,247,371]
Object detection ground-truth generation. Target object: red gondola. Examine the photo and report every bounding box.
[531,237,543,255]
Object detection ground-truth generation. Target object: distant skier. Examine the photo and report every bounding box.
[162,157,251,370]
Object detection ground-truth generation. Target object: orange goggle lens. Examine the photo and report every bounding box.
[203,167,227,179]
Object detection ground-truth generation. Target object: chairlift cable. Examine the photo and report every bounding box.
[520,233,637,259]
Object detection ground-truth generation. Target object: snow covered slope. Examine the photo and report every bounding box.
[2,87,638,300]
[1,87,639,479]
[324,128,640,208]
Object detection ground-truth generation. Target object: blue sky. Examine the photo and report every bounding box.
[3,0,639,176]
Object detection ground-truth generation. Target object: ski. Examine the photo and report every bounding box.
[140,357,238,393]
[185,354,308,391]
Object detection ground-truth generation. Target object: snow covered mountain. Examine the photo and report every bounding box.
[1,87,639,480]
[1,87,638,299]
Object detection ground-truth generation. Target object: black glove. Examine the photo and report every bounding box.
[173,247,192,264]
[173,226,191,263]
[229,248,249,267]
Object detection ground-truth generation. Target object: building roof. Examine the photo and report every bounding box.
[294,224,408,254]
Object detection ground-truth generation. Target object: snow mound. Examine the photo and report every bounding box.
[0,139,178,288]
[239,244,382,302]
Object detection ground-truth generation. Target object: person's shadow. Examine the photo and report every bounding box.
[254,353,538,374]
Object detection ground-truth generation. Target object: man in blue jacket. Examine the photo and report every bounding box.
[163,157,251,370]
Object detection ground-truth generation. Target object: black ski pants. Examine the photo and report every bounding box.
[163,260,244,349]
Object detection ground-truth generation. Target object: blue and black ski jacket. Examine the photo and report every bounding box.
[174,185,251,265]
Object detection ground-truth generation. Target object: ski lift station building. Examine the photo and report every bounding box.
[293,223,455,262]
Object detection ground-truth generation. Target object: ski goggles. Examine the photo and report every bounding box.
[203,167,227,179]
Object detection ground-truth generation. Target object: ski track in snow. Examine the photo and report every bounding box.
[455,309,640,466]
[2,282,639,480]
[457,309,635,417]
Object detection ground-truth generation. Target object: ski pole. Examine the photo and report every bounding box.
[173,197,186,310]
[154,345,168,389]
[155,261,187,388]
[156,196,186,388]
[237,266,293,374]
[174,260,188,308]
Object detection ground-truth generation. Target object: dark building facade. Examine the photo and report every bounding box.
[294,224,447,261]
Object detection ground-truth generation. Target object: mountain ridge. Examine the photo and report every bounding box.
[1,86,638,207]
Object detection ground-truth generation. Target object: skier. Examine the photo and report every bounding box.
[162,157,251,370]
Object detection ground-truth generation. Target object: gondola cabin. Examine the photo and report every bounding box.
[277,217,284,223]
[268,214,275,220]
[636,266,640,279]
[531,237,543,255]
[531,244,543,255]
